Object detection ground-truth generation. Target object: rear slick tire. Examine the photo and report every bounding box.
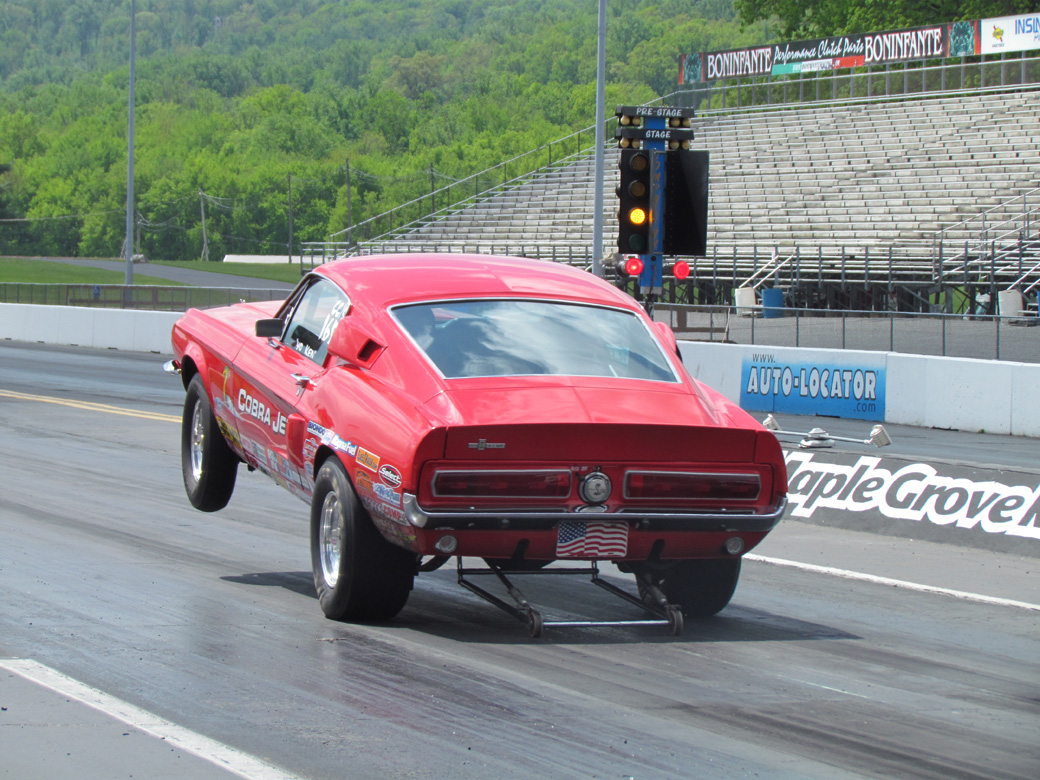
[310,456,415,623]
[662,558,742,618]
[181,373,238,512]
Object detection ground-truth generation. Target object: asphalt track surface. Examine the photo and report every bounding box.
[1,341,1038,780]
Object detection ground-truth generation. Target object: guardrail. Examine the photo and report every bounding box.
[0,283,287,310]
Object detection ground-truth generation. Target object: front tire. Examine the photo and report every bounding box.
[310,456,415,622]
[182,373,238,512]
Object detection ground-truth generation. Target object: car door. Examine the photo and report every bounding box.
[229,277,350,496]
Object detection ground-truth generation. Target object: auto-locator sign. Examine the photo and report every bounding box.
[739,350,886,421]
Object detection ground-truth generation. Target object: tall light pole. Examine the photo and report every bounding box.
[592,0,607,277]
[125,0,136,285]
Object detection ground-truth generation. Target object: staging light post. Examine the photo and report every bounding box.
[591,0,606,278]
[125,0,136,285]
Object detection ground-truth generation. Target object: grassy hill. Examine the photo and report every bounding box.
[0,0,764,261]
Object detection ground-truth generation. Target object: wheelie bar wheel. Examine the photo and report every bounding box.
[666,605,684,637]
[527,609,544,638]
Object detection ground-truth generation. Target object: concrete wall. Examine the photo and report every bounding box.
[0,304,180,354]
[679,340,1040,438]
[2,302,1036,437]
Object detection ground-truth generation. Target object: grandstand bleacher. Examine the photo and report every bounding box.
[309,87,1040,315]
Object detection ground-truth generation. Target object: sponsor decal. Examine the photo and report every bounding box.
[356,467,401,507]
[372,483,402,506]
[237,388,287,435]
[216,419,242,451]
[305,421,357,456]
[355,468,376,498]
[355,447,380,472]
[785,451,1040,540]
[741,351,885,421]
[360,495,408,526]
[379,465,402,488]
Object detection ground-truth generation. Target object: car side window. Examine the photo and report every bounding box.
[282,278,349,365]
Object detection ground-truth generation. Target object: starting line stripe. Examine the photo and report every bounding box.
[745,554,1040,612]
[0,660,300,780]
[0,388,179,422]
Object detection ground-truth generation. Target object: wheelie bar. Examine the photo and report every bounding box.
[456,559,683,638]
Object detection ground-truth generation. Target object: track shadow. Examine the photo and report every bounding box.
[222,569,860,645]
[221,571,317,599]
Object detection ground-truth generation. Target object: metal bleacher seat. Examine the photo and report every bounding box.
[347,90,1039,287]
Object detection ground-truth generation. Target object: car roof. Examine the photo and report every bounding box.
[313,253,639,310]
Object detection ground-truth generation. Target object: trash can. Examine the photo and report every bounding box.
[734,287,757,316]
[998,290,1025,318]
[761,287,784,319]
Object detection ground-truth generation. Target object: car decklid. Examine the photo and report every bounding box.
[442,421,757,462]
[437,381,720,426]
[433,382,756,462]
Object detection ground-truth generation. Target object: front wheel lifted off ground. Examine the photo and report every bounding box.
[181,373,238,512]
[310,456,415,622]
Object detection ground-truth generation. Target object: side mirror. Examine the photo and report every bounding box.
[255,318,282,338]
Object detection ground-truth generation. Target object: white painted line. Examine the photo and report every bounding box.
[745,554,1040,612]
[0,660,302,780]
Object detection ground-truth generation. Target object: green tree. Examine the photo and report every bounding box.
[0,0,771,259]
[734,0,1040,39]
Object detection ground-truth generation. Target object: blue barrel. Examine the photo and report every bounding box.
[761,288,784,318]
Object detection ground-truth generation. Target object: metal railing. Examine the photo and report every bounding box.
[4,284,1035,362]
[658,304,1039,363]
[300,55,1040,267]
[324,129,598,253]
[678,53,1040,113]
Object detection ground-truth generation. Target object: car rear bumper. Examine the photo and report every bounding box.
[402,494,787,534]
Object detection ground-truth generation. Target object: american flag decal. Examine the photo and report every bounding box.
[556,521,629,558]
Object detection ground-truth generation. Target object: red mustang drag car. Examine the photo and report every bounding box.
[167,254,787,635]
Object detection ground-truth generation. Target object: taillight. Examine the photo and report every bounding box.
[432,470,572,499]
[624,471,761,501]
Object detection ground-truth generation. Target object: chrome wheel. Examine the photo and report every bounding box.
[310,456,415,622]
[190,400,206,482]
[181,374,238,512]
[319,491,342,589]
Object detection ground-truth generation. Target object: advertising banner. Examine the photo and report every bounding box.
[980,13,1040,55]
[680,18,998,84]
[739,349,886,421]
[784,450,1040,548]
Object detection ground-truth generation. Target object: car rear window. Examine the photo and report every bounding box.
[391,299,678,382]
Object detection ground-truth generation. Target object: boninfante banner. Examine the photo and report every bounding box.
[680,19,993,84]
